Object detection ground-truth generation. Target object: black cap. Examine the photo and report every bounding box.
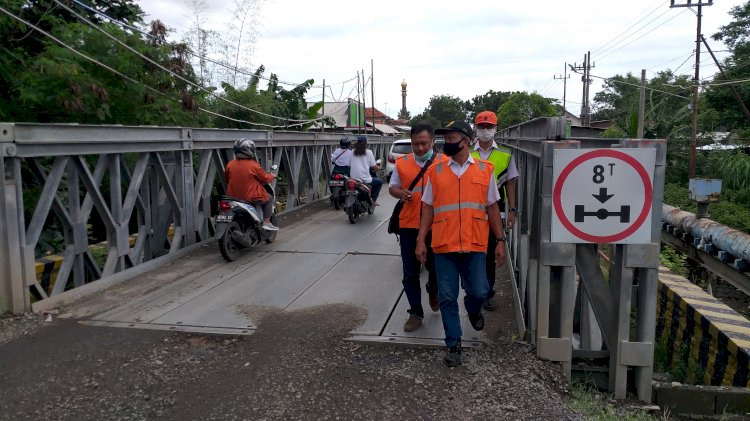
[435,120,473,139]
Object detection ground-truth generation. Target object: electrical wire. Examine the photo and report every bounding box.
[598,8,687,62]
[648,52,694,72]
[592,0,665,55]
[69,0,356,89]
[53,0,325,124]
[0,5,316,129]
[589,73,692,100]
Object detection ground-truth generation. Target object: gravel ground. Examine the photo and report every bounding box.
[0,303,583,420]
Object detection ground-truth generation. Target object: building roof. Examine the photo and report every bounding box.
[364,107,389,119]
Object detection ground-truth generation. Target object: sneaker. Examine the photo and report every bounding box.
[444,341,462,367]
[483,296,497,311]
[403,315,422,332]
[261,222,279,231]
[468,312,484,331]
[429,293,440,312]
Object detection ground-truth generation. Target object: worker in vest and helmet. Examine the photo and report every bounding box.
[415,120,506,367]
[388,122,448,332]
[471,110,519,312]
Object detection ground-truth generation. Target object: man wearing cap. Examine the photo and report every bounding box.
[471,110,519,311]
[415,120,506,367]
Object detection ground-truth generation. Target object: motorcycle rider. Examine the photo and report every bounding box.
[331,137,352,176]
[225,138,279,231]
[350,135,383,206]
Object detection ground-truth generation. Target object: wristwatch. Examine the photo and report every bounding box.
[496,237,506,243]
[508,208,517,213]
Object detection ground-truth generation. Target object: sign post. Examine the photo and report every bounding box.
[551,148,656,244]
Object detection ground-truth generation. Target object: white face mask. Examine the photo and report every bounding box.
[476,128,496,142]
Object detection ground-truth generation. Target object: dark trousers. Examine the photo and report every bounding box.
[251,200,273,221]
[368,178,383,202]
[485,213,508,299]
[399,228,437,318]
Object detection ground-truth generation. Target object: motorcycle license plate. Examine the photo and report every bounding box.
[215,214,233,222]
[329,180,344,186]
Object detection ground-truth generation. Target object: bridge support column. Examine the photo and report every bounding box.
[0,156,29,313]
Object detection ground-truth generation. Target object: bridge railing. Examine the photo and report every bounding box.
[0,123,394,314]
[498,118,666,402]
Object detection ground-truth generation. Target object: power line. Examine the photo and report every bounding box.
[53,0,325,124]
[0,5,317,129]
[69,0,356,89]
[598,8,688,62]
[592,0,664,55]
[589,73,692,100]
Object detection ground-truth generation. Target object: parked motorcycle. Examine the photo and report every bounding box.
[329,172,347,210]
[215,165,279,262]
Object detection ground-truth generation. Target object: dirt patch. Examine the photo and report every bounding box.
[0,312,45,345]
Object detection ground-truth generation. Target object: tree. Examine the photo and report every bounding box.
[496,92,557,128]
[466,90,511,120]
[410,95,468,127]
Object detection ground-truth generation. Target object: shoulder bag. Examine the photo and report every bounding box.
[387,156,435,235]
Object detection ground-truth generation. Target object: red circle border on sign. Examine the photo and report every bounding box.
[552,149,652,243]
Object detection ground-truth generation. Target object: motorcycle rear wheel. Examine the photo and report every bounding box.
[347,205,358,224]
[333,195,341,210]
[219,221,242,262]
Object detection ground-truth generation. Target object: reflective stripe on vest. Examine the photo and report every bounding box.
[434,202,486,215]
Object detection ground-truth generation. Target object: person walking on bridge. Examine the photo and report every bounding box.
[471,111,518,311]
[415,120,506,367]
[388,122,447,332]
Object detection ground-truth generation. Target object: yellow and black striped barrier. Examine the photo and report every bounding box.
[657,267,750,386]
[34,227,175,294]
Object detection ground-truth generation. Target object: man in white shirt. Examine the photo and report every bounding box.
[349,135,382,205]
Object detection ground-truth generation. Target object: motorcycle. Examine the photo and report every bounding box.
[343,177,375,224]
[329,172,347,210]
[215,165,279,262]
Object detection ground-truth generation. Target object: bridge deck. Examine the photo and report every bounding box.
[82,195,484,347]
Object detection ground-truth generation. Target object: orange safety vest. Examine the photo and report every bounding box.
[428,159,495,254]
[396,153,447,229]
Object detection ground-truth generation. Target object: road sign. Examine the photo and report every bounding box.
[551,148,656,244]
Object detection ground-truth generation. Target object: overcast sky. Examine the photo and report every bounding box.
[135,0,744,120]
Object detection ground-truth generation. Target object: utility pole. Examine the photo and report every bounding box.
[638,69,646,139]
[670,0,713,178]
[361,68,367,134]
[570,52,594,126]
[702,35,750,120]
[356,71,361,133]
[554,62,570,117]
[322,79,326,132]
[371,60,376,133]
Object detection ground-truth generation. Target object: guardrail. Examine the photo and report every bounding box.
[497,117,666,402]
[0,123,394,313]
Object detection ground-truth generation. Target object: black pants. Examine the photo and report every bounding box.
[399,229,437,318]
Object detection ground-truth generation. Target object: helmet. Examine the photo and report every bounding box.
[233,138,257,159]
[356,135,368,143]
[339,137,351,149]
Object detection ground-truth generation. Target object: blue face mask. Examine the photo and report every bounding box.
[415,149,434,162]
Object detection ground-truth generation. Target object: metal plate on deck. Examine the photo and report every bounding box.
[286,253,403,335]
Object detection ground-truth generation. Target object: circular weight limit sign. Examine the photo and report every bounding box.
[553,149,653,243]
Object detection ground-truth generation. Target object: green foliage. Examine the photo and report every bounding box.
[496,91,557,129]
[466,90,511,121]
[410,94,467,128]
[601,125,627,138]
[660,244,687,276]
[569,382,670,420]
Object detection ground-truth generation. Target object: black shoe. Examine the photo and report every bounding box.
[468,313,484,331]
[483,296,497,311]
[444,341,462,367]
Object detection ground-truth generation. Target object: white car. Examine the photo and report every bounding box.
[386,139,412,181]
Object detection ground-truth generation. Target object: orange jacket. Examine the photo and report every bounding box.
[225,159,275,202]
[427,159,495,254]
[396,153,447,229]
